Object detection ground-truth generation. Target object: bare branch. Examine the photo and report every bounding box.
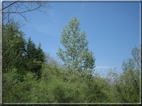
[18,12,29,22]
[2,1,18,11]
[2,1,49,22]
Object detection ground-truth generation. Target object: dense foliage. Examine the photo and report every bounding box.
[2,21,141,104]
[2,21,45,78]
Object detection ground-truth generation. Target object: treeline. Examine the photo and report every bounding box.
[2,20,141,103]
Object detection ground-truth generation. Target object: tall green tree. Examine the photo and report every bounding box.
[57,17,95,72]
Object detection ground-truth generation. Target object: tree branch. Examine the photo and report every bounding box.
[2,1,18,11]
[2,2,49,22]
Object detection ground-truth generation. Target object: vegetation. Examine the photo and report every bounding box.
[57,17,95,72]
[3,20,45,78]
[2,18,141,103]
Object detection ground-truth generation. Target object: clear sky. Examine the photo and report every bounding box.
[13,2,140,77]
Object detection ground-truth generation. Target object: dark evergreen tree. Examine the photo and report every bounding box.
[3,21,45,78]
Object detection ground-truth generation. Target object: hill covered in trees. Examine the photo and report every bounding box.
[2,18,141,103]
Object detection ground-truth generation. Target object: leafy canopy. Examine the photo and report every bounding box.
[57,17,95,72]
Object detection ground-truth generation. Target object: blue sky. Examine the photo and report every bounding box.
[11,2,140,77]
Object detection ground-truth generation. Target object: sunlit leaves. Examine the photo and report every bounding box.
[57,17,95,71]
